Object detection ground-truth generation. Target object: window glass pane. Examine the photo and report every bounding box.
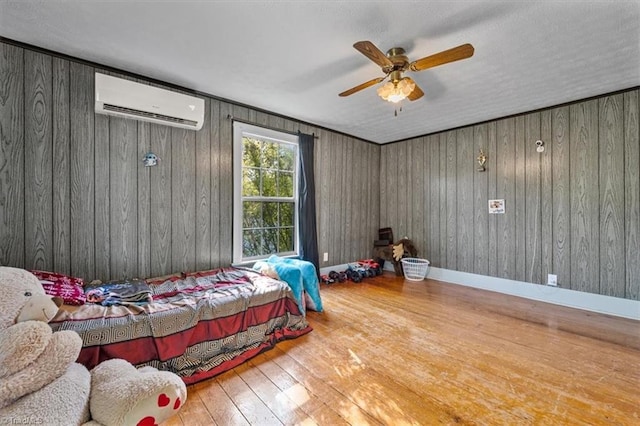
[242,168,260,196]
[262,169,277,196]
[234,122,299,263]
[278,171,293,197]
[278,228,294,252]
[261,141,279,169]
[263,202,278,227]
[264,229,278,254]
[243,137,261,168]
[280,202,294,227]
[243,229,262,258]
[279,145,295,171]
[243,201,262,228]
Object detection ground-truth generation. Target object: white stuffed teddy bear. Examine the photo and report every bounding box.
[0,267,187,426]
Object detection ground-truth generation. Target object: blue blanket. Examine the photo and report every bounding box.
[253,256,323,314]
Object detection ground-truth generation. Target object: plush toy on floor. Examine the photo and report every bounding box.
[0,267,187,426]
[392,238,418,276]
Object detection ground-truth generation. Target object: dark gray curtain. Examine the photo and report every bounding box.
[298,132,320,276]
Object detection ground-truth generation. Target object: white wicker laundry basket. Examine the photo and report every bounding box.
[401,258,430,281]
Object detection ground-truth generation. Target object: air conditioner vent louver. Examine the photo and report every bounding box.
[95,73,204,130]
[102,104,199,127]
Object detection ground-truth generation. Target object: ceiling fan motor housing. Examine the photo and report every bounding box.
[383,47,409,75]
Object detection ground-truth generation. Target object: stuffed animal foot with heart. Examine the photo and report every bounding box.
[88,359,186,426]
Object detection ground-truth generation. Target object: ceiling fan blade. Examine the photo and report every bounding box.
[353,41,393,69]
[409,43,474,72]
[339,76,385,97]
[406,78,424,101]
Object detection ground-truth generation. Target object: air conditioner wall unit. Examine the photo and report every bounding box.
[95,73,204,130]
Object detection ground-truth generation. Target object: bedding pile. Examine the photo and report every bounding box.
[84,279,152,306]
[253,255,324,314]
[49,267,312,384]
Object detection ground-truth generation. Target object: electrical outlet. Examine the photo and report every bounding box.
[323,252,328,262]
[547,274,558,286]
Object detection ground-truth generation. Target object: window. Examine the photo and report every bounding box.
[233,122,299,263]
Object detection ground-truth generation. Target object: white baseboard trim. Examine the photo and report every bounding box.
[380,263,639,320]
[319,264,350,275]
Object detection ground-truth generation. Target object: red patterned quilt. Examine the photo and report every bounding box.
[49,267,312,384]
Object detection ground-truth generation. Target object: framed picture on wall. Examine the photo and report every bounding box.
[488,199,505,214]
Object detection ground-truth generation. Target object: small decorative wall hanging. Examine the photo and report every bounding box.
[535,140,545,153]
[142,152,160,167]
[477,149,487,172]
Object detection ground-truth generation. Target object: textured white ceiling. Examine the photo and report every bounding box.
[1,1,639,143]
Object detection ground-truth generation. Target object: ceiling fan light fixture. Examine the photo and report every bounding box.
[377,78,416,103]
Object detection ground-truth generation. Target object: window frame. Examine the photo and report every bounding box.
[232,121,300,264]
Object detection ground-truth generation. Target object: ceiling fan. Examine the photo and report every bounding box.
[339,41,474,104]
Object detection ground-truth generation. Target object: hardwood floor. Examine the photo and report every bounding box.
[164,273,639,425]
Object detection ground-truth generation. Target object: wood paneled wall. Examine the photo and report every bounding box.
[0,41,380,282]
[2,40,636,301]
[381,89,639,300]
